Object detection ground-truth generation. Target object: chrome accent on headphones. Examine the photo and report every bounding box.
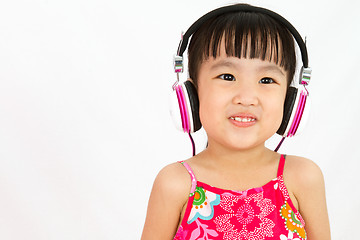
[300,67,312,85]
[173,55,183,90]
[174,55,184,73]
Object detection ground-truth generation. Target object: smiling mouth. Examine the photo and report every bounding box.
[230,116,256,122]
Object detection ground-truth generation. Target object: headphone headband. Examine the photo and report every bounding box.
[177,4,309,68]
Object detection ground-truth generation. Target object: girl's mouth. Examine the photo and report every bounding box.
[230,116,256,123]
[229,114,257,128]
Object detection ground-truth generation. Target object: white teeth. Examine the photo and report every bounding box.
[231,117,255,122]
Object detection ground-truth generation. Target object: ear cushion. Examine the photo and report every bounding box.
[183,81,202,132]
[277,86,298,136]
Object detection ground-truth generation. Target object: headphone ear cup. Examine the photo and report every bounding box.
[169,84,187,132]
[183,81,202,132]
[277,86,298,136]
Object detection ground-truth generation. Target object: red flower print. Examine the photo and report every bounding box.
[214,192,276,240]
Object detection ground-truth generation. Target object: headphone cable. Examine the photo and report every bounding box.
[188,132,196,156]
[274,137,286,152]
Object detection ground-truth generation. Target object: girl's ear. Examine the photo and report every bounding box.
[187,78,197,89]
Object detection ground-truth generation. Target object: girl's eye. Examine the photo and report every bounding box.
[259,77,275,84]
[218,74,235,81]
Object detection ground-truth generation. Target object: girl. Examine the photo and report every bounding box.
[142,4,330,240]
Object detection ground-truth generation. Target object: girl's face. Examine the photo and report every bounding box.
[196,41,288,151]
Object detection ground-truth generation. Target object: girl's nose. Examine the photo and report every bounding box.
[231,81,259,106]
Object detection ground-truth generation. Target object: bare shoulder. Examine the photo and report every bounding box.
[153,161,192,199]
[283,155,331,239]
[141,161,192,239]
[284,155,324,189]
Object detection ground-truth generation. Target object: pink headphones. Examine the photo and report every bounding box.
[170,4,312,151]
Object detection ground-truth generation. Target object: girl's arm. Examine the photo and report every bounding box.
[288,156,331,239]
[141,163,190,240]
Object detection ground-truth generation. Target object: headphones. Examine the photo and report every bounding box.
[170,4,312,138]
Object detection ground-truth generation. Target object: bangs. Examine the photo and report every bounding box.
[188,11,296,86]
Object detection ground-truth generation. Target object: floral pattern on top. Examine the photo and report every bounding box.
[213,191,276,240]
[174,155,308,240]
[280,202,306,239]
[174,225,188,240]
[188,186,221,224]
[280,230,301,240]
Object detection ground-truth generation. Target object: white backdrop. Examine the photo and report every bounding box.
[0,0,359,239]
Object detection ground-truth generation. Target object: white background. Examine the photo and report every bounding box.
[0,0,359,239]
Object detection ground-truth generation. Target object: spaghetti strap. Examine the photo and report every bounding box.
[277,154,286,177]
[178,161,197,194]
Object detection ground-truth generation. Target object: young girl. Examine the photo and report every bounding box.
[142,4,330,240]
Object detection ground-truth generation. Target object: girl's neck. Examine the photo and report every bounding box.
[198,141,275,169]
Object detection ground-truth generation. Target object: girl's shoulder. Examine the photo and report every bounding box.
[142,161,195,238]
[283,155,325,197]
[155,161,192,188]
[282,155,330,238]
[284,155,324,181]
[152,160,193,204]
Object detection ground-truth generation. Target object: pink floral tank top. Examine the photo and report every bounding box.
[174,155,307,240]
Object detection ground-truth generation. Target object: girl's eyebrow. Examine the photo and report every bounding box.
[257,65,285,76]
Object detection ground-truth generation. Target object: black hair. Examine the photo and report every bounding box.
[188,5,296,88]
